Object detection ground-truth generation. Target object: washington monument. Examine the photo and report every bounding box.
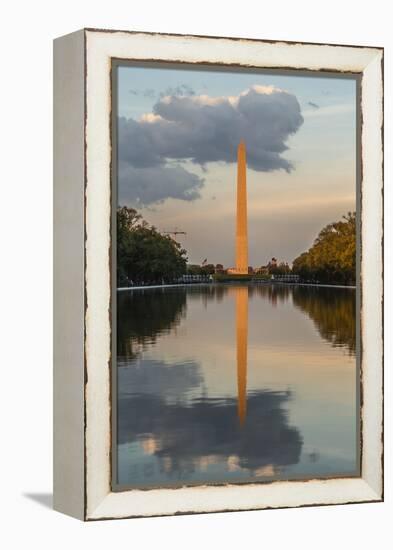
[235,141,248,274]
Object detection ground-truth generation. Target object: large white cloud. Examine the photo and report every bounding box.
[119,85,303,206]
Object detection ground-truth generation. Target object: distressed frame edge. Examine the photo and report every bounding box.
[359,49,384,499]
[82,29,383,521]
[87,479,381,521]
[83,26,384,53]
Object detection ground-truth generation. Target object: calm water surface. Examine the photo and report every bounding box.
[116,284,358,488]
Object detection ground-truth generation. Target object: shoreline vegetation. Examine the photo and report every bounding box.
[118,282,356,291]
[117,206,356,289]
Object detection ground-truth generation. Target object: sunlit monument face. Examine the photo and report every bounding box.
[235,141,249,275]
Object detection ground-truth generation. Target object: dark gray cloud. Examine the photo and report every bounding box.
[119,162,204,206]
[119,86,303,206]
[128,84,194,100]
[129,88,156,98]
[159,84,195,98]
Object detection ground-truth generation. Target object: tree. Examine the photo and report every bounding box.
[201,263,215,275]
[292,212,356,285]
[269,261,290,275]
[187,264,203,275]
[117,206,188,285]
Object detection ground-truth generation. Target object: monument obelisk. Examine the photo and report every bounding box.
[236,141,248,274]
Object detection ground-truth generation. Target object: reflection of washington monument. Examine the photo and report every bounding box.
[236,286,248,425]
[235,141,249,424]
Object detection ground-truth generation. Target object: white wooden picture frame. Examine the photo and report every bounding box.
[53,28,383,521]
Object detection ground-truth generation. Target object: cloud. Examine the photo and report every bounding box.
[118,388,302,483]
[118,358,203,399]
[119,162,204,206]
[129,88,156,98]
[159,84,195,98]
[119,85,303,206]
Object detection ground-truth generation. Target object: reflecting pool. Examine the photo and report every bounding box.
[116,284,358,488]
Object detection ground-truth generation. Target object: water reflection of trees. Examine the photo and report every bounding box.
[185,284,291,304]
[117,286,231,361]
[118,389,302,483]
[292,286,356,355]
[118,283,356,360]
[185,284,229,304]
[250,284,291,305]
[117,288,187,360]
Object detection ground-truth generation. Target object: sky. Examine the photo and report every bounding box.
[117,64,357,267]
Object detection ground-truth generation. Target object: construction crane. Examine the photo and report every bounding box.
[162,228,187,239]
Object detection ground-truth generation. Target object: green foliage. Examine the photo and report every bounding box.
[187,263,215,275]
[269,262,291,276]
[117,206,187,286]
[201,263,215,275]
[292,212,356,285]
[252,273,271,280]
[187,264,203,275]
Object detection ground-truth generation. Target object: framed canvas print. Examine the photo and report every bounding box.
[53,29,383,520]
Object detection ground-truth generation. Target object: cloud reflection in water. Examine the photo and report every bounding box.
[116,283,356,487]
